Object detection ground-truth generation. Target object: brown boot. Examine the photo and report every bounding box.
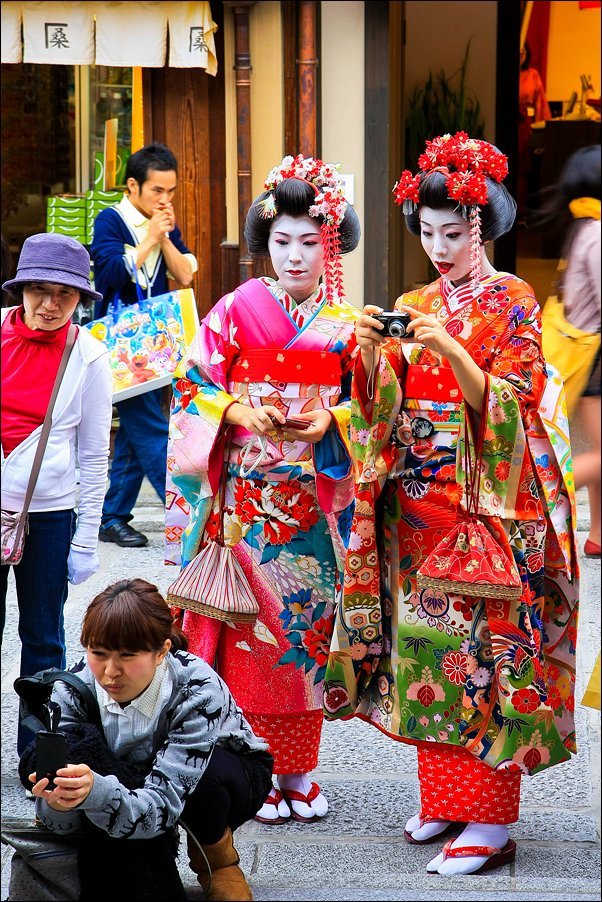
[187,826,253,901]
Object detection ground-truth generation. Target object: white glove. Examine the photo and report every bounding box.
[67,545,100,585]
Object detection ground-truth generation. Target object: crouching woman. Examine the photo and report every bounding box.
[22,579,273,902]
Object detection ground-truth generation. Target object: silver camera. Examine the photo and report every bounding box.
[372,311,412,338]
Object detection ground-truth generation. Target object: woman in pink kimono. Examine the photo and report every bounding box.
[167,156,360,825]
[325,133,579,875]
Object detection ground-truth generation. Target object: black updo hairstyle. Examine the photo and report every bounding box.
[244,178,361,256]
[404,169,517,243]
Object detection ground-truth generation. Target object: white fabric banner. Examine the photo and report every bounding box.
[95,1,167,67]
[2,1,219,69]
[1,2,22,63]
[168,1,218,75]
[22,1,94,65]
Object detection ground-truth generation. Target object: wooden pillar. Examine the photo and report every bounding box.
[297,0,318,158]
[281,0,299,155]
[224,1,255,285]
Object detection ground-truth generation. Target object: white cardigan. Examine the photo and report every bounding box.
[1,307,113,549]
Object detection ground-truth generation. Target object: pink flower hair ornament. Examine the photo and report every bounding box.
[260,154,348,227]
[258,154,349,302]
[393,132,510,291]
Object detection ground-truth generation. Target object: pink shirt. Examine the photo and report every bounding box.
[1,307,71,456]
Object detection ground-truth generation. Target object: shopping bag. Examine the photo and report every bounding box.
[541,294,601,418]
[85,287,199,401]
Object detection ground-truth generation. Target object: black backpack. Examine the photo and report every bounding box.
[14,667,101,735]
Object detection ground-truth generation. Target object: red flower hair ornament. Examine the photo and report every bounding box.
[255,154,349,302]
[393,132,509,291]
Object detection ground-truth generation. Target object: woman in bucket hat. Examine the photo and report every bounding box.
[1,232,113,757]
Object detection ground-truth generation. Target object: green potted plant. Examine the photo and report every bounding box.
[405,39,485,172]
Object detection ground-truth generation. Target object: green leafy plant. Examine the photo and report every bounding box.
[405,39,486,174]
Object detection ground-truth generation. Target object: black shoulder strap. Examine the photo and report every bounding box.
[14,668,102,735]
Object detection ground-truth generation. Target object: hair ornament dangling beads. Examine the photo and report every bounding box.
[469,205,483,291]
[392,132,509,292]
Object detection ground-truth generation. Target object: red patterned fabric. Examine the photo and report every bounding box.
[416,516,522,600]
[229,348,342,386]
[418,743,521,825]
[184,594,326,773]
[404,364,460,401]
[244,710,323,773]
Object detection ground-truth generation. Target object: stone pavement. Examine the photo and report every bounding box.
[2,479,600,901]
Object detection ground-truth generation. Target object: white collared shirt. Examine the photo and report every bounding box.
[95,658,173,763]
[116,194,197,291]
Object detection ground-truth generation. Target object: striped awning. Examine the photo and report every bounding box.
[1,1,218,74]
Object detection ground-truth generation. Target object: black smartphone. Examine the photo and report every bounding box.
[35,731,68,791]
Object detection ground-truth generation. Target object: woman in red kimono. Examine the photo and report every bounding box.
[325,133,578,875]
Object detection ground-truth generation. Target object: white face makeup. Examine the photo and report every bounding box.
[268,214,324,303]
[418,207,473,287]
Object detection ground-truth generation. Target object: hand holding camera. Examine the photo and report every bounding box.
[371,311,413,338]
[356,305,415,352]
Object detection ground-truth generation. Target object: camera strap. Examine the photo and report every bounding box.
[41,701,62,733]
[367,347,376,401]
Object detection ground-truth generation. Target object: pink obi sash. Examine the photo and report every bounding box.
[230,348,342,386]
[405,364,461,402]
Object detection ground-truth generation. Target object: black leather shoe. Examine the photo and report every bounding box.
[98,522,148,547]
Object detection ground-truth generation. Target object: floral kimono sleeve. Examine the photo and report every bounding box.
[349,341,405,491]
[325,331,358,459]
[458,298,548,521]
[313,336,359,523]
[323,343,405,717]
[169,294,241,564]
